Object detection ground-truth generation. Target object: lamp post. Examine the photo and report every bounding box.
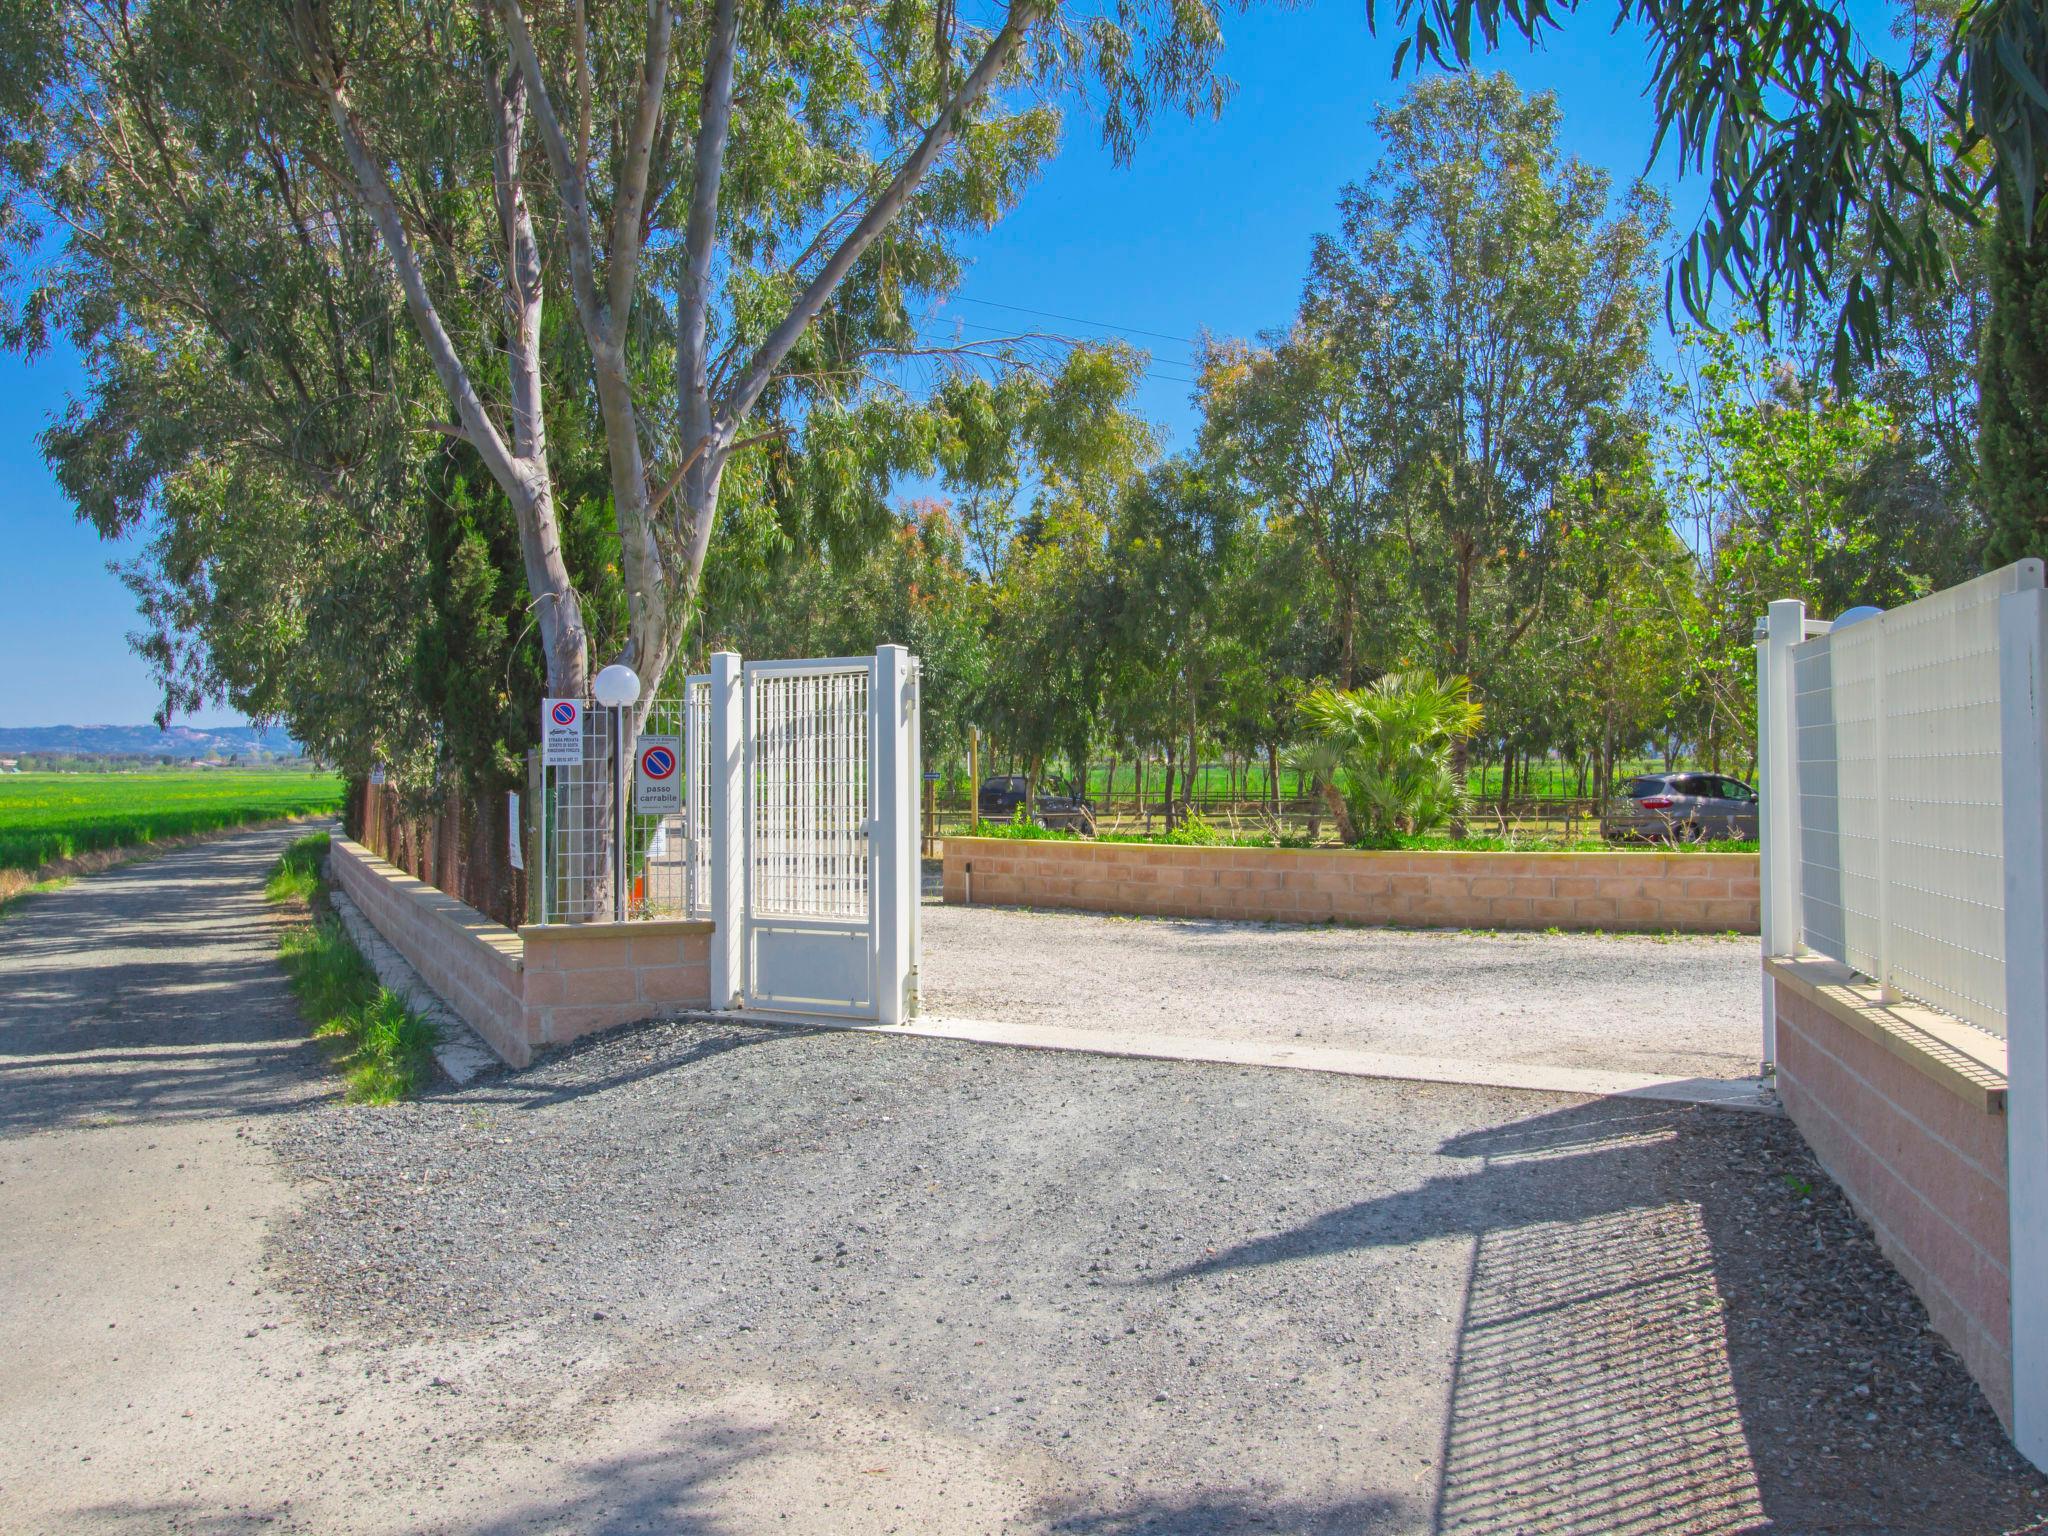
[593,663,641,922]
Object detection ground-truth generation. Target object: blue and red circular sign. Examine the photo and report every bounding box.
[550,700,578,726]
[640,745,677,780]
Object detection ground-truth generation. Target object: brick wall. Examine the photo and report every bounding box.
[1770,960,2012,1426]
[522,923,713,1051]
[941,837,1758,933]
[329,838,712,1068]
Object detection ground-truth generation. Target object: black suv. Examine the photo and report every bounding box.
[1603,772,1759,843]
[976,775,1096,835]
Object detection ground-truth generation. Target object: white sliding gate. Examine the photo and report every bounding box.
[540,645,921,1025]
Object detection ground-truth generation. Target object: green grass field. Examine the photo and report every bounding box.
[0,770,344,871]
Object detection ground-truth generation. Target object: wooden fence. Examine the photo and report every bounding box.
[345,777,527,930]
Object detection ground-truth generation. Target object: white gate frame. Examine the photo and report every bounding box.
[1758,569,2047,1467]
[696,645,918,1024]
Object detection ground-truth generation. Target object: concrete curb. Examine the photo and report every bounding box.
[704,1008,1782,1113]
[327,884,502,1086]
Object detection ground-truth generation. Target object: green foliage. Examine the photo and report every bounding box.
[267,833,438,1104]
[0,772,343,872]
[964,818,1077,841]
[1361,0,2000,376]
[1298,673,1484,845]
[1983,204,2048,566]
[265,831,329,905]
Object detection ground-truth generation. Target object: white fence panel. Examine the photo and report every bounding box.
[1788,564,2039,1039]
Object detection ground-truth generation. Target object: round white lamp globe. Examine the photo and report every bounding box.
[592,663,642,709]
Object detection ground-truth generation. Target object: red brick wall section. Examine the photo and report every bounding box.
[1773,980,2012,1427]
[520,923,713,1051]
[328,838,713,1067]
[940,838,1758,933]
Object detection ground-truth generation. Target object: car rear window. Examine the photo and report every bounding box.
[1624,776,1668,798]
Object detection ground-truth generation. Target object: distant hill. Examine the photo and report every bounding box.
[0,724,306,760]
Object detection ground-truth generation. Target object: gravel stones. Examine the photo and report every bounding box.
[265,1018,2047,1532]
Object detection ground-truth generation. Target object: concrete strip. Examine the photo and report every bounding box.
[328,884,504,1084]
[712,1007,1780,1113]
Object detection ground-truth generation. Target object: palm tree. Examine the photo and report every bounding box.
[1297,673,1484,845]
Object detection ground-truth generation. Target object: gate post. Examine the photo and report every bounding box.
[873,644,916,1025]
[707,651,744,1010]
[1757,598,1805,1082]
[1999,579,2048,1467]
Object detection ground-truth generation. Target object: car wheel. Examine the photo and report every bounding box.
[1670,820,1705,845]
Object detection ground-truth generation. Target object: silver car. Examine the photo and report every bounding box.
[1602,772,1759,843]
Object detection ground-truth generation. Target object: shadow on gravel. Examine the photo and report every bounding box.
[1044,1492,1406,1535]
[450,1020,814,1113]
[1150,1098,2043,1535]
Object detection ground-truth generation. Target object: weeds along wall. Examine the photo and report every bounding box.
[327,835,709,1068]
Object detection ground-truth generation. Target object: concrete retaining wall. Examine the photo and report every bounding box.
[1769,957,2012,1426]
[941,837,1759,933]
[329,837,712,1068]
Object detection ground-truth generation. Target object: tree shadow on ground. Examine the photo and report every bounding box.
[0,825,326,1135]
[74,1413,774,1535]
[1149,1098,2046,1536]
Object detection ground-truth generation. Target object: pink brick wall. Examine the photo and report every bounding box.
[941,838,1759,933]
[522,924,712,1050]
[1773,977,2012,1426]
[329,838,712,1067]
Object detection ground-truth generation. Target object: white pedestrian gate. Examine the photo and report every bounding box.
[547,645,920,1025]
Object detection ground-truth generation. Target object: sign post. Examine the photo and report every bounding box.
[541,698,584,766]
[635,735,683,815]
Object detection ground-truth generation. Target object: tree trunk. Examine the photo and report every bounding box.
[1161,744,1178,835]
[1449,537,1475,832]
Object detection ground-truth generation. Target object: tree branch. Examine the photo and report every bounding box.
[608,0,672,321]
[293,1,517,485]
[719,1,1041,425]
[676,0,740,420]
[498,0,604,339]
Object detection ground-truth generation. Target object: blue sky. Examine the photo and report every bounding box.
[0,0,1894,727]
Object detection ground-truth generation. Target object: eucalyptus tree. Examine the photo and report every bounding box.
[291,0,1233,702]
[1304,74,1663,741]
[1198,328,1407,687]
[1101,459,1244,828]
[5,0,1236,715]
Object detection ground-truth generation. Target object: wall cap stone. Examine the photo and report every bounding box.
[1768,954,2008,1113]
[520,918,716,941]
[332,837,523,972]
[941,835,1752,866]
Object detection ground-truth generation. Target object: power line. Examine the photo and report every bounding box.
[942,294,1202,350]
[906,319,1201,386]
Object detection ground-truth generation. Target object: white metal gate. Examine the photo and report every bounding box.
[743,657,878,1016]
[540,646,919,1025]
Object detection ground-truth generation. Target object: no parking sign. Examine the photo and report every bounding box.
[541,697,584,766]
[635,734,682,814]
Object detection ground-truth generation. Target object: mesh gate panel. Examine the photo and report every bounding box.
[749,666,871,920]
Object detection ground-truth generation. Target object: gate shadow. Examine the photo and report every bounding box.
[1150,1098,2043,1535]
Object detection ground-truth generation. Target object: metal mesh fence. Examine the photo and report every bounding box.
[1790,565,2025,1037]
[540,706,616,924]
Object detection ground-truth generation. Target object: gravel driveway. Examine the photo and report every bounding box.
[920,902,1759,1083]
[8,826,2043,1533]
[264,1017,2044,1533]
